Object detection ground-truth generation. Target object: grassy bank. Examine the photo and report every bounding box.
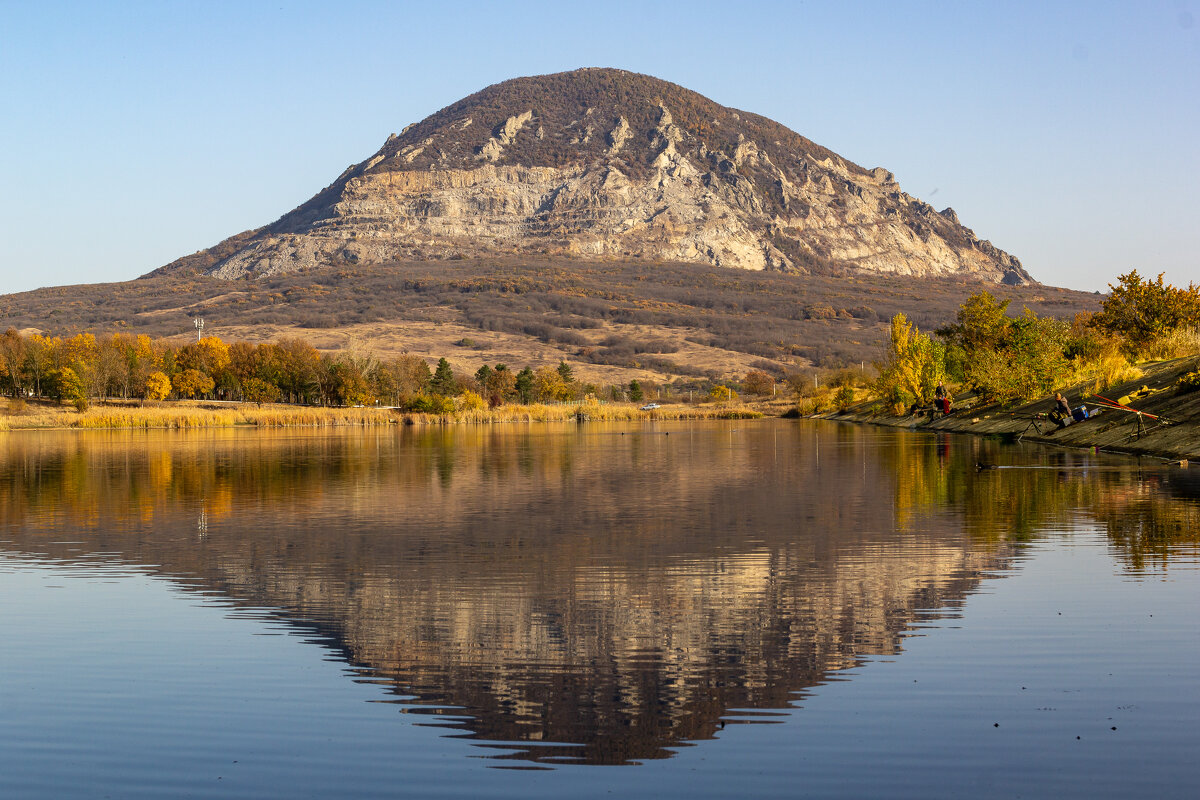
[814,355,1200,461]
[0,399,762,431]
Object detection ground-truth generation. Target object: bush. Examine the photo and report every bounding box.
[459,390,487,412]
[1177,370,1200,395]
[709,385,738,402]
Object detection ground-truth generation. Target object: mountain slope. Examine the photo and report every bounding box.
[151,68,1031,285]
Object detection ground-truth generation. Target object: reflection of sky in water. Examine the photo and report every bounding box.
[1,421,1198,797]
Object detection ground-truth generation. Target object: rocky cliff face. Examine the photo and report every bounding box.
[190,68,1031,285]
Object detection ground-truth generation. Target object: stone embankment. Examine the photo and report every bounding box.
[821,356,1200,462]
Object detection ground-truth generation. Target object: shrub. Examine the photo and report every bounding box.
[459,390,487,412]
[709,385,738,402]
[1177,370,1200,395]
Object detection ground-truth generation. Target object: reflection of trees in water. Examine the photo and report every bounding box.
[882,431,1200,562]
[2,424,1196,764]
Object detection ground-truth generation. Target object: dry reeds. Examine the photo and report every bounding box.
[0,400,762,432]
[1140,327,1200,361]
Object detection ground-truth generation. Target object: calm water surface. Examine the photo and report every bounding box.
[1,420,1198,798]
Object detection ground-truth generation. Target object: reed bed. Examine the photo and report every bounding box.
[1,400,763,431]
[446,402,761,424]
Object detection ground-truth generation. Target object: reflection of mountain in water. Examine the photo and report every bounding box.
[2,424,1195,764]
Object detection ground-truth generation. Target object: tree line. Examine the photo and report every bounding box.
[873,270,1200,411]
[0,329,769,412]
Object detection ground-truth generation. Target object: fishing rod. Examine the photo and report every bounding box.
[1088,393,1171,423]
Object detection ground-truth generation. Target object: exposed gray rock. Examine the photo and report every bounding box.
[200,69,1033,284]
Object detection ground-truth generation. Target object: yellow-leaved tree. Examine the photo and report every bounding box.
[873,314,945,414]
[144,371,172,401]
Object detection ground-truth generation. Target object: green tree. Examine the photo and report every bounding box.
[938,292,1013,354]
[515,367,534,403]
[557,360,574,383]
[242,377,281,407]
[628,380,644,402]
[431,358,456,396]
[47,367,87,407]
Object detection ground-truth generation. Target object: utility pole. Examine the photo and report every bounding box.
[194,317,204,341]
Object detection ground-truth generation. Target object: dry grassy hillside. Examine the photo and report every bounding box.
[0,258,1099,384]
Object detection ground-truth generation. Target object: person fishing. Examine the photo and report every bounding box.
[934,382,952,415]
[1052,392,1072,427]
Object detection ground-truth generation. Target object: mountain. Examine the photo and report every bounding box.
[152,68,1032,285]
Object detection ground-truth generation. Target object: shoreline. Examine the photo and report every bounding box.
[0,399,764,432]
[810,355,1200,462]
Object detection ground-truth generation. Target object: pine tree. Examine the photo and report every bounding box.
[431,358,456,396]
[515,367,534,404]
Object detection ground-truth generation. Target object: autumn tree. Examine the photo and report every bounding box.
[709,385,737,402]
[144,371,172,401]
[0,329,26,397]
[47,367,87,409]
[742,369,774,397]
[873,313,945,412]
[532,366,569,402]
[22,333,56,397]
[241,377,281,407]
[174,369,215,399]
[274,337,322,404]
[486,364,517,404]
[1092,270,1200,345]
[394,355,432,396]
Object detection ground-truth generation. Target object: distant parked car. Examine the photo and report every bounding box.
[640,403,661,410]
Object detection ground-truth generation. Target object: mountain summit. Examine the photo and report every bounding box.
[178,68,1031,284]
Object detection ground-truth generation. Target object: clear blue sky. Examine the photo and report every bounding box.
[1,0,1197,294]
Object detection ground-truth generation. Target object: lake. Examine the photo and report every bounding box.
[2,420,1198,798]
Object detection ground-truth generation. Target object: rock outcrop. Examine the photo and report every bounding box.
[181,68,1032,284]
